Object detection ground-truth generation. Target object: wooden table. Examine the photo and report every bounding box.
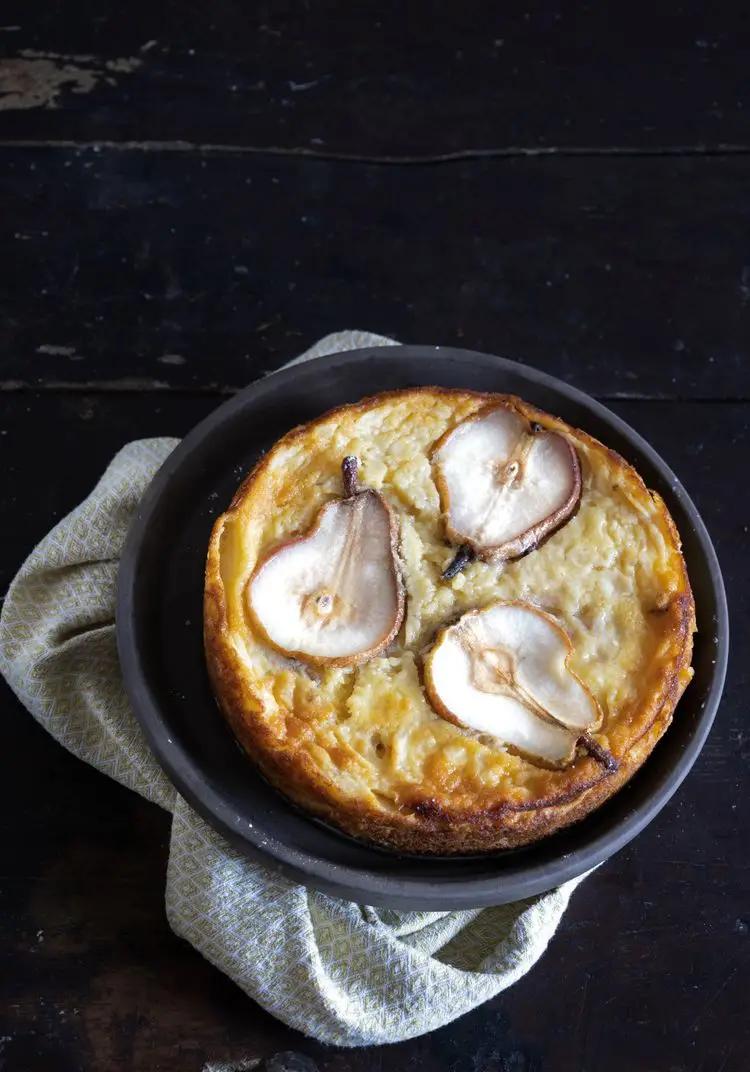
[1,5,747,1069]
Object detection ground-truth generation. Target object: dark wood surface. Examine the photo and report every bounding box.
[1,5,748,1071]
[3,149,750,400]
[1,3,748,154]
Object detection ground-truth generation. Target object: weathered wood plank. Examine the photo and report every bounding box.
[0,392,746,1071]
[2,147,749,399]
[0,3,748,153]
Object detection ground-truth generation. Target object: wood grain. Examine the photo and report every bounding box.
[2,148,749,399]
[0,3,748,154]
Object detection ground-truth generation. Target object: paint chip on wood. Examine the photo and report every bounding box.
[37,344,76,356]
[0,50,142,111]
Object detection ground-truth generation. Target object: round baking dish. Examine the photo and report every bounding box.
[116,347,728,909]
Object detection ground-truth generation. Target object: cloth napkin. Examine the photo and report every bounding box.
[0,331,586,1048]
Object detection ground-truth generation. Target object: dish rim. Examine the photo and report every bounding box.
[116,346,729,909]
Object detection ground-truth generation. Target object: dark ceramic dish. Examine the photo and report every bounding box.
[116,347,728,909]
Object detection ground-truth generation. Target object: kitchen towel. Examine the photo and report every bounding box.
[0,330,585,1048]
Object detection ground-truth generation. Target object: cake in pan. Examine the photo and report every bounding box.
[204,389,695,854]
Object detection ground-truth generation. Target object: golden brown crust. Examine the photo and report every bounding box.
[204,388,696,854]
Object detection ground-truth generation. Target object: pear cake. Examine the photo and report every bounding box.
[204,389,695,854]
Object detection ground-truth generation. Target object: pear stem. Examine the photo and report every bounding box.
[579,733,619,773]
[442,545,475,579]
[342,455,359,498]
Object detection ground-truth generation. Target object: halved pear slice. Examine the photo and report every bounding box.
[432,404,581,565]
[423,601,609,768]
[247,457,405,666]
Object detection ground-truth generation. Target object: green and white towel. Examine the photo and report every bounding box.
[0,331,585,1048]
